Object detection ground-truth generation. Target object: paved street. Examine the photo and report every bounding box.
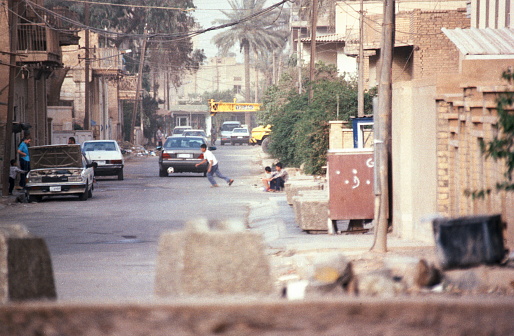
[0,144,269,302]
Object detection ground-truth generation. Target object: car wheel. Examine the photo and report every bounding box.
[118,169,124,180]
[203,171,207,177]
[159,166,168,177]
[79,184,89,201]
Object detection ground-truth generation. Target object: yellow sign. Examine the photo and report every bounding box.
[208,99,261,116]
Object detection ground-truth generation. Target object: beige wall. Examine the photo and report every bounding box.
[392,79,438,244]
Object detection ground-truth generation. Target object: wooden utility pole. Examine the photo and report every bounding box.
[371,0,395,252]
[357,0,365,117]
[83,2,90,130]
[131,35,148,144]
[309,0,318,102]
[2,0,18,196]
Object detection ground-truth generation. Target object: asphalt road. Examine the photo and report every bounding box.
[1,143,270,302]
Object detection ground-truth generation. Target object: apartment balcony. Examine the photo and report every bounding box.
[16,23,62,65]
[92,48,125,78]
[118,75,138,100]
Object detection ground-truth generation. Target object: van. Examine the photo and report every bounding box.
[220,121,242,145]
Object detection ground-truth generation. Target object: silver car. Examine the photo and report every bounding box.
[25,144,95,202]
[158,136,215,177]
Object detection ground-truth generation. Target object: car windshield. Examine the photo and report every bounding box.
[172,127,190,135]
[83,142,117,151]
[184,131,205,136]
[221,124,240,132]
[164,137,204,149]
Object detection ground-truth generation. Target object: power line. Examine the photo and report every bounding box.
[22,0,290,42]
[57,0,255,12]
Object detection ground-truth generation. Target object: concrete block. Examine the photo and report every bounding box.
[285,180,324,205]
[155,221,273,297]
[293,196,329,232]
[0,224,56,303]
[292,190,328,229]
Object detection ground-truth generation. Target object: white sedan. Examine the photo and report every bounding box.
[82,140,125,180]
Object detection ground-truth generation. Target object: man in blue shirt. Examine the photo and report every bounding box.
[16,136,31,187]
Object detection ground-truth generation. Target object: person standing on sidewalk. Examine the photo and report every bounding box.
[17,136,31,187]
[8,159,25,195]
[195,144,234,188]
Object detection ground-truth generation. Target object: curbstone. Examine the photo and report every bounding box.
[0,224,56,303]
[155,220,273,297]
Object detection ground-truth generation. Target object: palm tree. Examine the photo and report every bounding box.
[212,0,289,107]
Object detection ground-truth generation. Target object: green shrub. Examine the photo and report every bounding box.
[262,62,376,174]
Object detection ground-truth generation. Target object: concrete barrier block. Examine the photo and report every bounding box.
[0,224,56,303]
[295,197,330,232]
[285,180,324,205]
[292,191,329,231]
[155,222,273,297]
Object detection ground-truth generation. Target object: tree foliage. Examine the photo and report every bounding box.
[44,0,204,87]
[261,62,376,174]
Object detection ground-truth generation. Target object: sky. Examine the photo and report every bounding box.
[191,0,236,59]
[191,0,276,61]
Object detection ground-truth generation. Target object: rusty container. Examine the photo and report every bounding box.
[327,149,374,220]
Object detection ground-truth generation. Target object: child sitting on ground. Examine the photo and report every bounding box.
[261,166,272,191]
[269,162,288,192]
[9,159,25,195]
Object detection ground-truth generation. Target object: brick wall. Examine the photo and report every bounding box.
[436,82,514,246]
[411,9,470,79]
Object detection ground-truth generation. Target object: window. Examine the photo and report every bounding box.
[233,85,242,94]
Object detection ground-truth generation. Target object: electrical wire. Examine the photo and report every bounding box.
[55,0,253,12]
[21,0,291,42]
[49,0,194,12]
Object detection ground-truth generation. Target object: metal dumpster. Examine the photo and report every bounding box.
[327,149,374,221]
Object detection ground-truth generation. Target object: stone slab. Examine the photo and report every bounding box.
[0,298,513,335]
[155,230,273,297]
[0,224,56,303]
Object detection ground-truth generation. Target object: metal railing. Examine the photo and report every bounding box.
[17,23,61,62]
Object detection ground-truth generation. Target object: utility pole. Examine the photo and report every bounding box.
[371,0,395,253]
[83,2,90,130]
[358,0,365,117]
[2,0,18,196]
[131,34,148,144]
[309,0,318,102]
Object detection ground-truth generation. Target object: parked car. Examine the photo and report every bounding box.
[230,127,250,145]
[171,126,192,136]
[82,140,125,180]
[182,129,208,138]
[158,136,215,177]
[220,121,241,145]
[25,144,95,202]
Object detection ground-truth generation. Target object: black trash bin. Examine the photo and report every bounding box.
[432,214,506,270]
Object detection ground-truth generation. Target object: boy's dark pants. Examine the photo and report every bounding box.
[270,177,285,191]
[8,177,14,194]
